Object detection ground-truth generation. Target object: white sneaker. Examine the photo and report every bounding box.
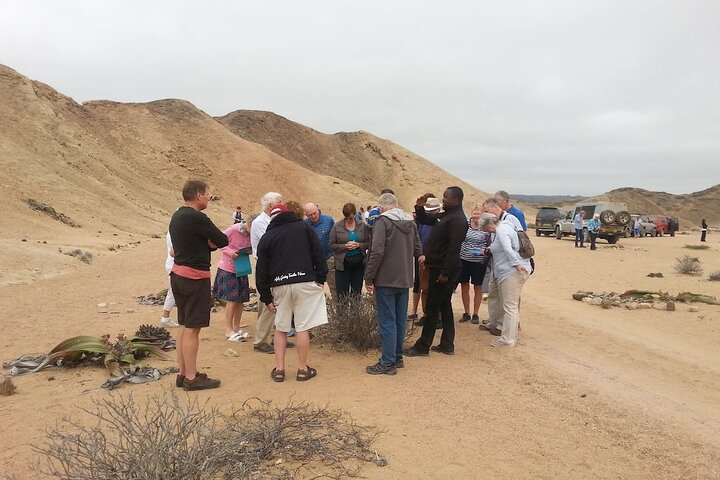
[160,317,180,328]
[227,331,250,342]
[490,338,515,347]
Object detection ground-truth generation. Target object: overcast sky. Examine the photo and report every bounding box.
[2,1,719,195]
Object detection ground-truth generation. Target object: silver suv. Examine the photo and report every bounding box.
[555,202,631,244]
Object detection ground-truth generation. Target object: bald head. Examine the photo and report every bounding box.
[303,202,321,224]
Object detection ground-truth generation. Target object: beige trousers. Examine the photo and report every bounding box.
[253,299,275,346]
[325,256,336,298]
[487,270,529,345]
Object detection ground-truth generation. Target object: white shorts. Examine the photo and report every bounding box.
[271,281,328,332]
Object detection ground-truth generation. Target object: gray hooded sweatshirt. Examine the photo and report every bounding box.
[364,208,422,288]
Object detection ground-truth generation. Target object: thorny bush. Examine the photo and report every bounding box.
[37,389,384,480]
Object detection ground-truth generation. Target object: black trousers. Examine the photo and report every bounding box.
[335,264,365,297]
[413,268,458,352]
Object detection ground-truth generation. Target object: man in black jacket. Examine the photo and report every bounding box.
[169,180,229,391]
[406,186,468,356]
[256,205,329,382]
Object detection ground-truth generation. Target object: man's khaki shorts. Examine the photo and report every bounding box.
[271,281,328,332]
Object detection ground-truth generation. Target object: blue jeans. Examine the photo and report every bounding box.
[374,286,409,366]
[575,228,584,246]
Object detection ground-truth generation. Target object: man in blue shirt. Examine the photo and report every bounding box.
[304,202,336,296]
[495,190,527,231]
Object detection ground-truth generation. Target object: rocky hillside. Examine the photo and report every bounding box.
[216,110,489,208]
[0,64,489,285]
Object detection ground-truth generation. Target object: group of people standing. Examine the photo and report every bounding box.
[164,180,534,390]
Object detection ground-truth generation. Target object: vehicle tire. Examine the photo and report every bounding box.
[616,210,631,226]
[555,226,562,240]
[607,235,619,244]
[536,229,541,237]
[658,230,663,237]
[600,210,616,225]
[623,227,630,238]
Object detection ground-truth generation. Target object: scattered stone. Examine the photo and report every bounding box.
[647,272,664,278]
[97,302,108,308]
[0,377,17,396]
[138,290,168,306]
[652,303,666,311]
[590,297,603,306]
[689,306,699,312]
[125,309,135,314]
[48,376,55,381]
[666,302,676,311]
[626,303,639,310]
[21,238,27,242]
[600,298,613,309]
[580,393,587,398]
[223,348,239,357]
[582,297,593,304]
[638,303,653,309]
[572,293,589,301]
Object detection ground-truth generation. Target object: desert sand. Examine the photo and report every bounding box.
[2,231,720,479]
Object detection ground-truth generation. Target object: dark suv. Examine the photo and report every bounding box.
[535,207,566,236]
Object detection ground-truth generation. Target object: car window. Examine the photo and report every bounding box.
[537,209,562,220]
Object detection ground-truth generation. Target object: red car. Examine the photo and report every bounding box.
[646,215,669,236]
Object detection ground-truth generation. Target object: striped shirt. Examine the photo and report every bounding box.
[460,224,489,262]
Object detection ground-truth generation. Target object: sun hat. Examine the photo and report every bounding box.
[424,197,442,211]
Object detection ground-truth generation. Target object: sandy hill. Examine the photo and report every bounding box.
[0,64,488,285]
[216,110,490,208]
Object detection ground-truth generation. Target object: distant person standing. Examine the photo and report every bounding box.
[304,202,336,295]
[634,216,642,238]
[587,213,601,250]
[251,192,283,354]
[169,180,228,391]
[495,190,527,231]
[701,219,708,242]
[160,232,180,328]
[233,206,244,224]
[574,210,586,247]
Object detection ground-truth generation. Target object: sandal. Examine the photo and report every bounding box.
[296,366,317,382]
[271,367,285,383]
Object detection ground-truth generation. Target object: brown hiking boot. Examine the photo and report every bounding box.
[183,372,221,391]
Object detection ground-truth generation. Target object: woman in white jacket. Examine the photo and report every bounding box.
[478,213,532,347]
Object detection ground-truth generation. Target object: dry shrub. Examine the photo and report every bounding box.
[674,255,703,275]
[708,271,720,282]
[37,389,384,480]
[0,377,17,396]
[684,244,710,250]
[314,294,381,352]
